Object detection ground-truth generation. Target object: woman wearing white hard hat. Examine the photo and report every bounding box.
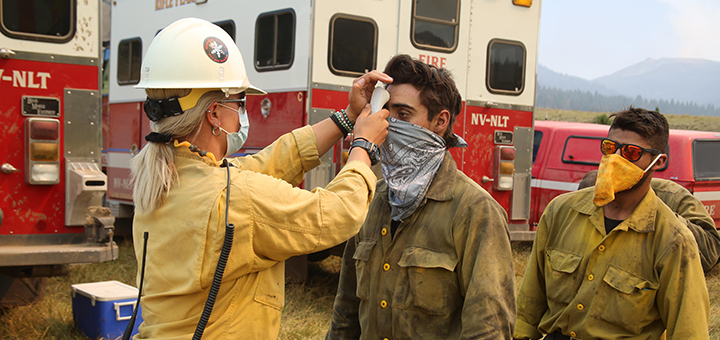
[128,18,391,339]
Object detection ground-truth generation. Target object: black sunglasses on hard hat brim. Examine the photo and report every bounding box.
[600,138,662,163]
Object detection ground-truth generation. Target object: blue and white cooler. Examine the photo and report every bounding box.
[71,280,143,339]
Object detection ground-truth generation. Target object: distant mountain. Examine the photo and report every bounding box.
[537,65,617,96]
[594,58,720,108]
[537,58,720,115]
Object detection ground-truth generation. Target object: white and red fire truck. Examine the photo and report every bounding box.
[0,0,116,305]
[106,0,540,278]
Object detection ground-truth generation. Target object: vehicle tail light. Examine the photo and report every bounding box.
[30,142,59,161]
[494,145,515,191]
[26,118,60,184]
[513,0,532,7]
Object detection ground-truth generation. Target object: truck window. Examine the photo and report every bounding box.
[0,0,75,43]
[486,39,525,95]
[117,38,142,85]
[533,130,542,163]
[562,136,603,165]
[411,0,460,52]
[255,9,295,71]
[328,14,377,77]
[694,140,720,180]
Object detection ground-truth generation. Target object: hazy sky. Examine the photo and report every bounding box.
[539,0,720,80]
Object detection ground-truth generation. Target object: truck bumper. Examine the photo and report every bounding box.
[0,242,118,267]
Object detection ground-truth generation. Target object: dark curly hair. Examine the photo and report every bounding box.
[382,54,462,147]
[609,106,669,153]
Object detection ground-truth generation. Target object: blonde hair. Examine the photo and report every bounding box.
[131,89,227,213]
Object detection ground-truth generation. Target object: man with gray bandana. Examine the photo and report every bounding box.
[326,54,515,340]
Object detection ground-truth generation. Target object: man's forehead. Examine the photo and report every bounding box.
[387,84,424,107]
[607,128,651,147]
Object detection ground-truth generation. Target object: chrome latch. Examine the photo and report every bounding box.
[1,163,18,174]
[0,48,16,58]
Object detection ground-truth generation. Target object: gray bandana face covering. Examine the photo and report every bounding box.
[381,117,467,221]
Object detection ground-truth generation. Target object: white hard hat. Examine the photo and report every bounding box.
[135,17,265,96]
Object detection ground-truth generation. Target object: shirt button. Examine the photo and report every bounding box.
[383,263,390,271]
[381,228,388,236]
[577,304,584,311]
[598,245,606,252]
[381,300,388,308]
[570,331,577,337]
[384,338,389,340]
[588,274,594,281]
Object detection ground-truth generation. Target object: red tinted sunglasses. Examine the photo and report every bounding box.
[600,138,661,162]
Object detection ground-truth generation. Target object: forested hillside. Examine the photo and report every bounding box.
[536,86,720,116]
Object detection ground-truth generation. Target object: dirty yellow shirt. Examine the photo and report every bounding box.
[651,178,720,272]
[327,153,516,340]
[515,187,710,340]
[132,126,376,340]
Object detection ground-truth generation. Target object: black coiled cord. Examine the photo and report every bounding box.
[192,159,235,340]
[121,232,148,340]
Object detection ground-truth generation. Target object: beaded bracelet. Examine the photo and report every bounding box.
[340,109,352,125]
[339,111,353,131]
[337,109,353,130]
[330,111,352,137]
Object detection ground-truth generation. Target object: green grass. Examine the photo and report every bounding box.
[537,108,720,132]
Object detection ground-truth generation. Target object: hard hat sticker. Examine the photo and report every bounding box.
[203,37,229,63]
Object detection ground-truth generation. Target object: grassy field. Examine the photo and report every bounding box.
[3,109,720,339]
[1,240,719,339]
[537,107,720,132]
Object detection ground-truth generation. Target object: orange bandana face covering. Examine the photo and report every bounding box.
[593,153,662,207]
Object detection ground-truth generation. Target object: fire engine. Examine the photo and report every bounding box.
[106,0,541,279]
[0,0,117,306]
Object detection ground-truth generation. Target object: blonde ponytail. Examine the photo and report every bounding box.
[131,89,227,213]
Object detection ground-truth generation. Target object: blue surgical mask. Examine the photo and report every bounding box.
[218,103,249,158]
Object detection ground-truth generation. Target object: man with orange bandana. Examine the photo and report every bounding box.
[514,107,710,340]
[579,170,720,273]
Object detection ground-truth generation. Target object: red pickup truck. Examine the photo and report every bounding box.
[518,120,720,240]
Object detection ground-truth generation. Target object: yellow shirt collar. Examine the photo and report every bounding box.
[173,140,221,167]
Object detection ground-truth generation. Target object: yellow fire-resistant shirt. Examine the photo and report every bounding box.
[515,187,710,340]
[650,178,720,272]
[132,126,376,340]
[327,153,516,340]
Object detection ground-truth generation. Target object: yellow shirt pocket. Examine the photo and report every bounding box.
[253,263,285,310]
[545,248,583,305]
[395,247,461,315]
[596,264,659,334]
